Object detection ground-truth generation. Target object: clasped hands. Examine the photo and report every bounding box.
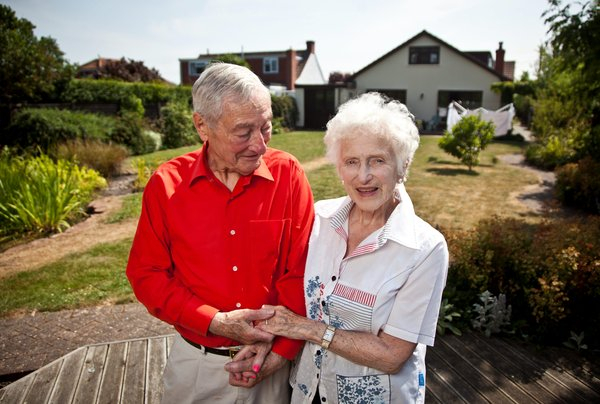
[209,304,300,388]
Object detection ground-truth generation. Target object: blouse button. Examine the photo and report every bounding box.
[235,302,241,308]
[331,276,337,281]
[230,229,236,235]
[232,266,238,272]
[321,300,326,306]
[316,350,321,356]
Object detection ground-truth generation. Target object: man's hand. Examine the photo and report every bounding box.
[208,308,275,345]
[225,345,288,388]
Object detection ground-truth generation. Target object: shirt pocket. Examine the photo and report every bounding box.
[335,373,391,403]
[328,283,376,331]
[248,219,286,288]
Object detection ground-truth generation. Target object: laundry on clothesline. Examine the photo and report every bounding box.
[446,101,515,136]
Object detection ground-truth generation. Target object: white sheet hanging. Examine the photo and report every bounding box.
[446,101,515,136]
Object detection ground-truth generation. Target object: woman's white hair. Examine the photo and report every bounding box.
[191,62,270,128]
[324,92,420,182]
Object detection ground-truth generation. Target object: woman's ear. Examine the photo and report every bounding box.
[193,112,209,142]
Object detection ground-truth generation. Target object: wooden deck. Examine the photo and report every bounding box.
[1,332,599,403]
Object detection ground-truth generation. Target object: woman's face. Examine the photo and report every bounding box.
[338,134,400,216]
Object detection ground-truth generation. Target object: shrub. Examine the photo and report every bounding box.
[110,114,155,156]
[2,108,115,153]
[159,100,198,149]
[445,216,600,348]
[56,139,129,178]
[439,115,495,170]
[62,79,191,105]
[271,94,298,130]
[0,149,106,238]
[555,156,600,213]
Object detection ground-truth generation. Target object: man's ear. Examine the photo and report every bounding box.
[193,112,209,143]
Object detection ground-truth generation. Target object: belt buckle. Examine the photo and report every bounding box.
[228,347,241,359]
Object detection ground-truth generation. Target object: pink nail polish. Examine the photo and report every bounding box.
[252,364,261,372]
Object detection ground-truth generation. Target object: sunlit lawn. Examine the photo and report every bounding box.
[0,131,539,316]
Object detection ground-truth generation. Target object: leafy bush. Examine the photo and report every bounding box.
[445,216,600,348]
[62,79,191,105]
[2,108,115,153]
[159,100,198,149]
[56,139,129,178]
[110,114,155,156]
[271,94,298,130]
[439,115,495,170]
[0,149,106,238]
[555,156,600,213]
[525,137,575,170]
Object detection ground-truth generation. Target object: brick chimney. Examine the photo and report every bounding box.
[286,48,297,90]
[495,42,505,75]
[306,40,315,54]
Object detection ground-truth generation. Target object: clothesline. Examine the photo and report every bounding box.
[446,101,515,136]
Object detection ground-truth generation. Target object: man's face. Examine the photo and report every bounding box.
[194,92,273,176]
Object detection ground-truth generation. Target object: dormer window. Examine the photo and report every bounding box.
[263,57,279,74]
[409,46,440,64]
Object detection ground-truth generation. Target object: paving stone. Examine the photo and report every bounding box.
[0,303,174,376]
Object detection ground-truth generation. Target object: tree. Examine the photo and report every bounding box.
[0,5,75,105]
[328,71,353,84]
[212,54,250,69]
[91,57,166,83]
[541,0,600,160]
[439,115,495,171]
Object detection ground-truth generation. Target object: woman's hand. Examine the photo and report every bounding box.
[255,304,312,341]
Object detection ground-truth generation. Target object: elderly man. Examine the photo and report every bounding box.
[126,63,314,403]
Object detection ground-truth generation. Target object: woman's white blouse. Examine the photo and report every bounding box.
[290,184,449,404]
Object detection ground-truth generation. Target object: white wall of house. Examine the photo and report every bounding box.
[292,88,305,127]
[353,36,502,123]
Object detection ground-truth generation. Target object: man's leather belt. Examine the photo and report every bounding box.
[183,337,241,359]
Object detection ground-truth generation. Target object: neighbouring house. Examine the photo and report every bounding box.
[77,57,119,79]
[344,30,515,131]
[179,40,327,92]
[300,30,515,130]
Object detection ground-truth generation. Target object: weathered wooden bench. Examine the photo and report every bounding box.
[1,332,599,403]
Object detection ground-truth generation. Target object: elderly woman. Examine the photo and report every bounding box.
[230,92,448,403]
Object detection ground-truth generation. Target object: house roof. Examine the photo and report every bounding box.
[295,53,327,85]
[352,30,512,81]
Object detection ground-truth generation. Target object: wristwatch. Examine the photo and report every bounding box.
[321,325,336,349]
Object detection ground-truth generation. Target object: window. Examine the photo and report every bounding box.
[366,89,407,104]
[438,90,483,110]
[189,61,207,75]
[263,57,279,74]
[409,46,440,64]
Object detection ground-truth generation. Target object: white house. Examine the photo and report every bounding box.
[347,30,514,131]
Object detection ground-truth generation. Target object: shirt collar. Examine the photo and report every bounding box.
[188,142,274,186]
[327,184,419,250]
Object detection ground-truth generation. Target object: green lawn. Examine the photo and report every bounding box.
[0,131,538,317]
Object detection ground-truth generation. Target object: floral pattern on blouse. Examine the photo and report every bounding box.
[336,374,390,404]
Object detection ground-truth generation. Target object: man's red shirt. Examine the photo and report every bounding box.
[126,144,314,359]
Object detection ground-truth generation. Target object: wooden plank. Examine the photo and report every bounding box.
[96,342,127,404]
[145,336,168,404]
[484,335,600,403]
[427,345,488,403]
[47,347,86,403]
[462,333,566,402]
[0,370,34,404]
[433,335,517,403]
[443,334,545,403]
[425,355,470,404]
[22,359,63,403]
[121,339,147,403]
[72,344,108,403]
